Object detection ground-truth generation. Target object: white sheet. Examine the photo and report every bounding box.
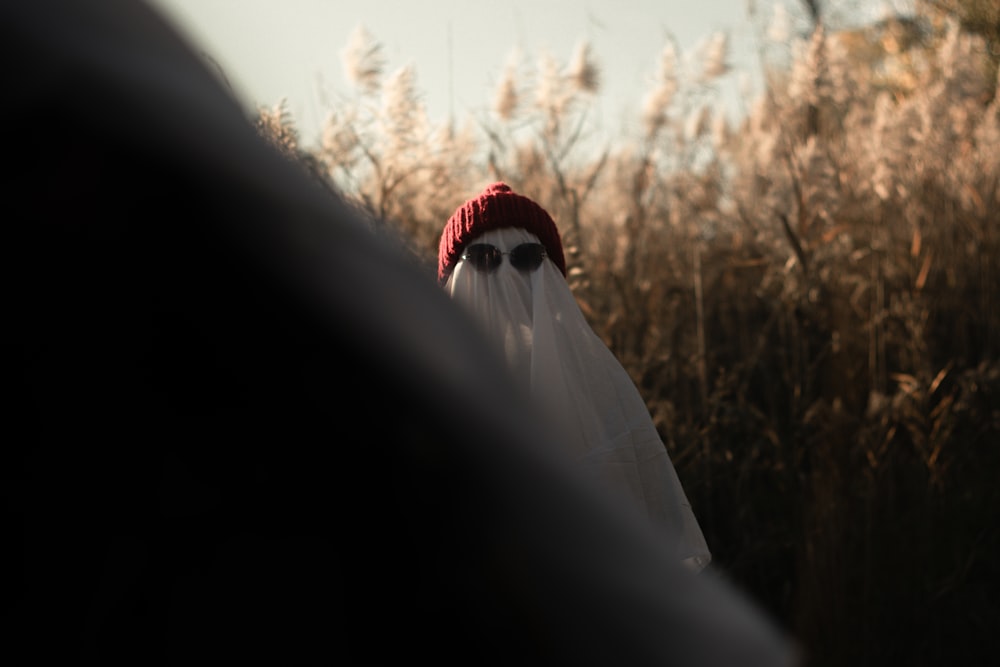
[446,227,711,570]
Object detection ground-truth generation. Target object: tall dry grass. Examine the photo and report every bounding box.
[258,5,999,665]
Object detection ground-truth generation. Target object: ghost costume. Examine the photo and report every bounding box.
[441,186,711,571]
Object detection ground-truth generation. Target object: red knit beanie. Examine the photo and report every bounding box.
[438,182,567,285]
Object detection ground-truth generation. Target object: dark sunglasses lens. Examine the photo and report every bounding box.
[509,244,546,271]
[463,244,503,272]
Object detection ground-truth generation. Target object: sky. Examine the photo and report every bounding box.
[147,0,789,147]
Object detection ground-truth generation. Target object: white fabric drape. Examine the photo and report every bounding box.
[446,227,711,570]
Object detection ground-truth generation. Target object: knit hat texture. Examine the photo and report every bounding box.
[438,182,567,285]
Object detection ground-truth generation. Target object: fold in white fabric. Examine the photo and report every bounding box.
[446,227,711,570]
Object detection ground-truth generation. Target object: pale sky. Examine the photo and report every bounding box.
[147,0,799,147]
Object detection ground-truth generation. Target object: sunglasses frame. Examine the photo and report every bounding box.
[460,242,548,274]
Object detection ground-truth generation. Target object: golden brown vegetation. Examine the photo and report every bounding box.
[257,3,998,665]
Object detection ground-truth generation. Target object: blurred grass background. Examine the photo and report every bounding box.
[254,1,999,664]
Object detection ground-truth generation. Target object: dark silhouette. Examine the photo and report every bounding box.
[4,1,796,664]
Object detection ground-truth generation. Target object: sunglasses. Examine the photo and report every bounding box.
[460,243,548,274]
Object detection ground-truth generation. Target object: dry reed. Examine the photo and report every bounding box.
[256,4,999,664]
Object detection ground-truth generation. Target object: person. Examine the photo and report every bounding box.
[439,182,712,571]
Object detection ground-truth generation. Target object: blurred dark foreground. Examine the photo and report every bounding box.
[3,1,798,665]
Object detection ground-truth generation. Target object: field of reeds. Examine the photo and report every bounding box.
[255,4,999,665]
